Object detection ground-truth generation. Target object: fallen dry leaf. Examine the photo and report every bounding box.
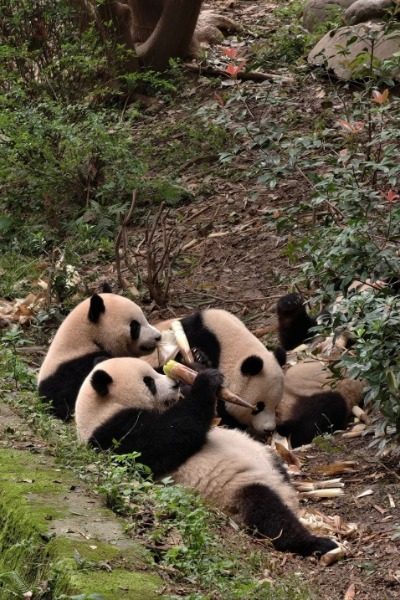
[344,582,356,600]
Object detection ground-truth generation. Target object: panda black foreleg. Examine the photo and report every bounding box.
[235,483,337,557]
[90,369,222,477]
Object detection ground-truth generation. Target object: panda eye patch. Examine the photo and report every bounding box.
[143,376,157,395]
[252,401,265,415]
[130,320,141,340]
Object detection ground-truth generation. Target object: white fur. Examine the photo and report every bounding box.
[38,294,160,383]
[76,357,179,442]
[201,310,283,433]
[145,310,284,434]
[173,427,298,514]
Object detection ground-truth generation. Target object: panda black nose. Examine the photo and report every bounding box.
[155,333,162,342]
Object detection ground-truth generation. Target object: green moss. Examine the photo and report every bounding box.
[68,569,162,600]
[0,448,164,599]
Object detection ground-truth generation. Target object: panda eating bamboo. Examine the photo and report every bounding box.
[75,356,338,558]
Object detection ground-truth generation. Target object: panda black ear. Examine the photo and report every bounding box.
[273,347,287,367]
[88,294,106,323]
[91,370,113,396]
[241,355,263,376]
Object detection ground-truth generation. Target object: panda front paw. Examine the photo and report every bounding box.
[308,536,338,558]
[193,368,224,400]
[277,293,304,317]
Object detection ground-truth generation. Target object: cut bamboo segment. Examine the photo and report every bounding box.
[294,479,344,492]
[388,493,396,508]
[351,405,369,424]
[342,424,367,438]
[320,543,348,566]
[355,488,373,499]
[171,320,194,364]
[300,488,344,498]
[163,360,255,410]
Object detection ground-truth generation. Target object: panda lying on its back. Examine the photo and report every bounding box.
[38,293,161,421]
[76,357,337,557]
[275,293,364,447]
[145,308,285,436]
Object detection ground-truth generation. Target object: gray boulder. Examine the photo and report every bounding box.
[344,0,394,25]
[303,0,356,32]
[308,21,400,80]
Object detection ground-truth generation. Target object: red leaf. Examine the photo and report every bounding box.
[382,189,399,203]
[226,64,240,77]
[372,89,389,105]
[337,119,364,134]
[223,47,238,59]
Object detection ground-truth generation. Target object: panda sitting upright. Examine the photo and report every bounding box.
[275,293,364,447]
[75,357,338,558]
[38,293,161,421]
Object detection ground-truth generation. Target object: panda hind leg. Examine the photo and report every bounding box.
[235,483,337,557]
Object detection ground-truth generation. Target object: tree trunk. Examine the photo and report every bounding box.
[132,0,204,70]
[78,0,204,73]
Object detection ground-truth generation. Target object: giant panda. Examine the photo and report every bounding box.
[75,357,338,558]
[145,309,285,436]
[38,293,161,421]
[275,293,364,447]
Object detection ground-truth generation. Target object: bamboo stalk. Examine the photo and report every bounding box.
[163,360,254,410]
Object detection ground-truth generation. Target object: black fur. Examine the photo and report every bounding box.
[143,375,157,396]
[241,355,263,376]
[130,320,141,341]
[235,483,337,556]
[273,347,287,367]
[272,454,292,485]
[89,369,223,478]
[38,351,111,420]
[180,313,221,367]
[88,294,106,323]
[277,293,316,351]
[91,370,113,397]
[100,282,113,293]
[277,391,349,448]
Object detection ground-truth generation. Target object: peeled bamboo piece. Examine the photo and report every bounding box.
[342,423,367,438]
[171,320,194,364]
[163,360,255,410]
[294,479,344,492]
[300,488,344,499]
[352,405,369,424]
[320,543,348,566]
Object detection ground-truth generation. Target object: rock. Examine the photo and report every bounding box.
[303,0,356,32]
[308,21,400,80]
[344,0,394,24]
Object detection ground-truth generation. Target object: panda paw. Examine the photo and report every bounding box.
[193,368,224,400]
[308,536,338,557]
[277,293,304,317]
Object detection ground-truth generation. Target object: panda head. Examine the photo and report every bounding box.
[226,353,284,435]
[85,293,161,356]
[76,357,180,441]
